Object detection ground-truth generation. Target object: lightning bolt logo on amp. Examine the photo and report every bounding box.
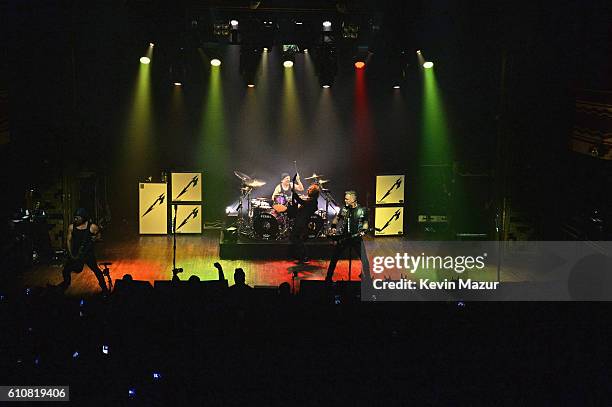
[142,193,165,218]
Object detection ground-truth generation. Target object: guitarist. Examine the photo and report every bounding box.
[325,191,370,282]
[52,208,110,295]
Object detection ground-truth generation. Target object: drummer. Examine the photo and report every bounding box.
[272,172,304,202]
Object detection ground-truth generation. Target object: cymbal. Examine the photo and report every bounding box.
[234,170,252,182]
[305,173,324,180]
[244,179,266,188]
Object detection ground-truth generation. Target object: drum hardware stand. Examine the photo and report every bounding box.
[320,188,340,237]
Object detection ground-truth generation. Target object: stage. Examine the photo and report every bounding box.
[219,229,359,259]
[19,229,367,297]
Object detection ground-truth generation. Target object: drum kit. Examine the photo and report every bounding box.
[233,170,340,240]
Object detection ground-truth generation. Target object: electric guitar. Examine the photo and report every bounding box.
[328,227,372,244]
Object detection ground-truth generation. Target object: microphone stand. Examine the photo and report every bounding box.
[172,204,179,275]
[347,205,354,281]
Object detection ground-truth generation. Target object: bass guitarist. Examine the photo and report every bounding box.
[51,208,110,295]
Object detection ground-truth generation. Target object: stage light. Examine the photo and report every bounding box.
[79,299,84,307]
[303,48,308,53]
[230,19,239,28]
[153,372,162,380]
[393,85,401,89]
[354,61,365,69]
[102,345,109,355]
[149,42,155,48]
[72,351,79,359]
[322,21,332,28]
[140,56,151,65]
[128,388,136,398]
[210,58,221,67]
[295,21,303,25]
[423,61,434,69]
[283,60,294,68]
[247,84,255,88]
[263,47,269,52]
[173,82,182,86]
[342,22,360,39]
[416,50,421,54]
[322,84,330,88]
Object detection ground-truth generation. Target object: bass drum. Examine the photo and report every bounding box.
[306,213,324,238]
[253,211,280,240]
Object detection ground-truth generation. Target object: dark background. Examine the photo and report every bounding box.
[2,0,611,236]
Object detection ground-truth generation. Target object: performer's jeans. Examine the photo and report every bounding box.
[290,228,308,261]
[60,255,108,292]
[326,238,370,281]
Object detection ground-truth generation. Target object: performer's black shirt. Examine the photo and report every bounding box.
[72,222,94,256]
[339,206,368,235]
[292,194,318,229]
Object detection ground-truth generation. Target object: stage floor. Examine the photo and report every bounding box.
[20,230,366,297]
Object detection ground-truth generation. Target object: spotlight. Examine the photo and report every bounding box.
[140,56,151,65]
[72,351,79,359]
[102,345,109,355]
[128,388,136,398]
[173,82,182,86]
[282,44,297,68]
[354,61,365,69]
[393,85,401,89]
[210,58,221,67]
[263,47,269,52]
[247,84,255,88]
[423,61,434,69]
[230,19,239,28]
[303,48,308,53]
[322,21,332,28]
[149,42,155,48]
[322,84,331,88]
[152,372,162,380]
[416,50,421,54]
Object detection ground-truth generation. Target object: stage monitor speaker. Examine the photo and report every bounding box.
[173,204,202,234]
[114,279,153,296]
[171,172,202,202]
[374,207,404,236]
[139,183,168,234]
[299,280,331,301]
[375,175,405,205]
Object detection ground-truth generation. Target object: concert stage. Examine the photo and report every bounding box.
[18,229,366,297]
[219,230,358,260]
